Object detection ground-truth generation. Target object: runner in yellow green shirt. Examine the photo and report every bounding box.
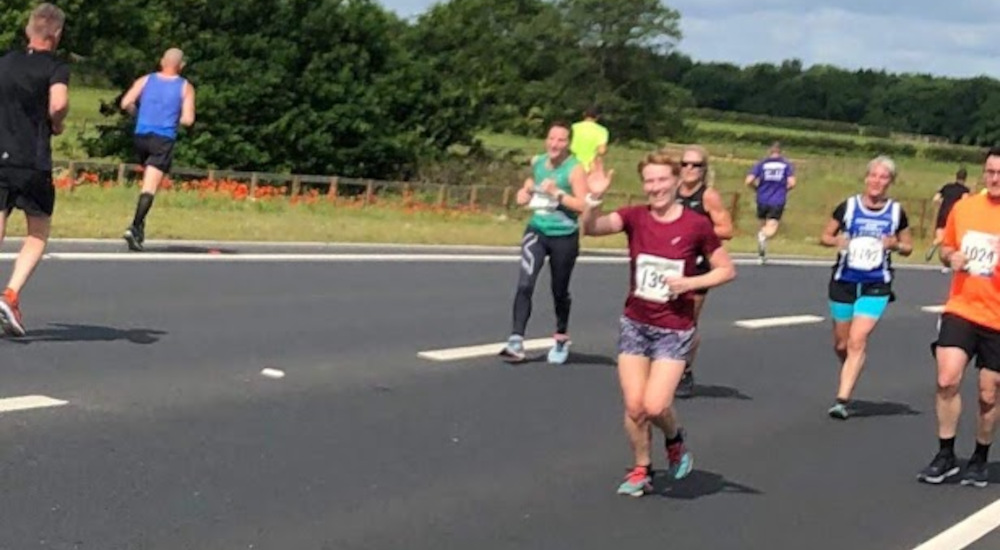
[570,106,609,172]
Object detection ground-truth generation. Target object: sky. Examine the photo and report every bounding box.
[378,0,1000,79]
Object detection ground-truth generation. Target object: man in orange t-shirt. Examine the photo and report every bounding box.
[918,147,1000,489]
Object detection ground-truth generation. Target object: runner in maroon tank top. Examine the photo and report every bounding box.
[580,152,737,497]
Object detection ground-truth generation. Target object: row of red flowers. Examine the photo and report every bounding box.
[55,171,491,215]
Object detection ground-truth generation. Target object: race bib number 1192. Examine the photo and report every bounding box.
[634,254,685,303]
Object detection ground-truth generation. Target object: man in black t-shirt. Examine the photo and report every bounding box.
[925,167,971,262]
[0,3,69,337]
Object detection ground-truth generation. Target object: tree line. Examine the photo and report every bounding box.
[2,0,998,179]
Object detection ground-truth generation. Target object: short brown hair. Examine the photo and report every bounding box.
[637,150,679,178]
[27,3,65,40]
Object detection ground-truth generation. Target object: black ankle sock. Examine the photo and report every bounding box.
[972,441,990,464]
[666,429,684,446]
[836,398,848,406]
[939,437,956,455]
[132,192,155,229]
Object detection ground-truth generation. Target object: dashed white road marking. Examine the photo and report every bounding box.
[418,338,554,361]
[734,315,825,330]
[921,305,946,314]
[0,395,68,413]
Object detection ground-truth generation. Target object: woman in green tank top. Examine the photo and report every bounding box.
[499,122,590,365]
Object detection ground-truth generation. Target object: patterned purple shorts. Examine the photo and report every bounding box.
[618,315,695,362]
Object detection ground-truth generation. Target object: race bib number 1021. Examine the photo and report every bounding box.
[634,254,685,303]
[961,230,999,277]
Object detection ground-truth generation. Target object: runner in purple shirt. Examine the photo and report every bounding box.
[745,142,797,264]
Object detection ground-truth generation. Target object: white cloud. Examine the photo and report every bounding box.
[376,0,1000,78]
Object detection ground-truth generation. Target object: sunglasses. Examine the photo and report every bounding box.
[681,161,705,168]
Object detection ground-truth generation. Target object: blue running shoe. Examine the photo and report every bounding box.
[499,335,526,363]
[547,337,571,365]
[616,465,652,497]
[667,438,694,480]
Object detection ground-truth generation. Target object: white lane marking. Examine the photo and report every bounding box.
[921,305,946,313]
[0,395,68,413]
[911,498,1000,550]
[418,338,554,361]
[734,315,825,329]
[0,252,961,271]
[0,253,628,264]
[261,368,286,379]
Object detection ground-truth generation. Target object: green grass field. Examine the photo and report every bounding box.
[29,86,971,262]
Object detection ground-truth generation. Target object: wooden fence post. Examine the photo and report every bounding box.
[249,173,259,199]
[437,185,447,207]
[116,163,126,187]
[501,186,512,209]
[327,177,338,200]
[469,185,478,209]
[291,175,302,197]
[364,180,374,206]
[918,198,928,239]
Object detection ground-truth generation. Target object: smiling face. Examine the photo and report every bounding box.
[545,125,570,160]
[864,162,894,200]
[641,162,680,210]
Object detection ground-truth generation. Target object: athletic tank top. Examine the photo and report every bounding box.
[676,184,709,218]
[527,154,580,237]
[135,73,186,139]
[677,184,711,272]
[833,195,903,284]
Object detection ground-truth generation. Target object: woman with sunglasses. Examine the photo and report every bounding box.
[673,146,734,398]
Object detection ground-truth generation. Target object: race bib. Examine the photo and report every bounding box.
[634,254,685,303]
[847,236,884,271]
[528,191,558,211]
[961,230,999,277]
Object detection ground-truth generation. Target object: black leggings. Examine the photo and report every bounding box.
[511,227,580,336]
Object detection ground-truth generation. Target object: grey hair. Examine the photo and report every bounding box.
[26,3,65,40]
[867,155,897,180]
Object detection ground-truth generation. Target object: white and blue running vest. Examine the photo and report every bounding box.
[833,195,902,284]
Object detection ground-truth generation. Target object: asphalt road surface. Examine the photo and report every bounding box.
[0,242,995,550]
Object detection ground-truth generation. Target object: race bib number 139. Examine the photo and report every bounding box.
[634,254,685,303]
[961,230,999,277]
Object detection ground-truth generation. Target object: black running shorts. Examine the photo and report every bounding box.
[0,167,55,217]
[932,312,1000,372]
[134,134,176,172]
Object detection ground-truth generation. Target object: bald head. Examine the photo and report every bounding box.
[160,48,185,73]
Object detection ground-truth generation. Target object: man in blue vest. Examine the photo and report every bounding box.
[119,48,196,251]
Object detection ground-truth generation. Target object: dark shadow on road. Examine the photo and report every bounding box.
[141,245,239,254]
[684,384,753,401]
[652,469,763,500]
[850,399,921,418]
[520,352,617,367]
[6,323,166,345]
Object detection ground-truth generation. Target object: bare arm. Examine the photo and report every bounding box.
[890,227,914,257]
[580,202,624,237]
[744,174,758,188]
[120,76,148,116]
[669,246,736,294]
[48,83,69,135]
[819,218,844,248]
[555,165,589,214]
[932,192,943,205]
[702,188,733,240]
[180,82,196,127]
[786,175,797,191]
